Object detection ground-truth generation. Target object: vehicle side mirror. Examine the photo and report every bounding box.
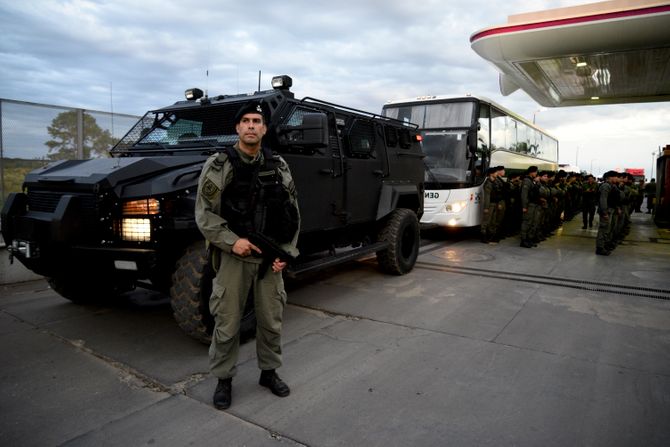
[277,113,329,149]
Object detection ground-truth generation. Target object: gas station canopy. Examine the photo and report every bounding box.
[470,0,670,107]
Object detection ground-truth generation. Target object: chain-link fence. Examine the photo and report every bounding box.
[0,98,140,245]
[0,98,140,208]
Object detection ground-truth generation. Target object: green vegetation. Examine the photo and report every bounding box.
[1,111,120,209]
[1,158,48,208]
[46,110,116,160]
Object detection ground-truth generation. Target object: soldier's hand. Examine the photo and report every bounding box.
[232,238,262,257]
[272,258,287,273]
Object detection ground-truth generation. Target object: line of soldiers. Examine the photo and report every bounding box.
[480,165,644,253]
[594,170,641,256]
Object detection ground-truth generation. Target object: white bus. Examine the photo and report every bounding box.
[382,95,559,227]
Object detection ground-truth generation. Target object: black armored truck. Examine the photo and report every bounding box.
[1,75,424,342]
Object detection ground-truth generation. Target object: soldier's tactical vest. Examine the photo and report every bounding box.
[221,146,299,244]
[607,184,621,208]
[526,178,540,203]
[490,179,504,202]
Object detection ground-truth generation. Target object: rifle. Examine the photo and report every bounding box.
[248,232,296,279]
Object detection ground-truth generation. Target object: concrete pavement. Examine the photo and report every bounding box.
[1,211,669,446]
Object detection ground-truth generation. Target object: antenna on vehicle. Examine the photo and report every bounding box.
[109,81,114,138]
[205,44,210,98]
[258,70,261,92]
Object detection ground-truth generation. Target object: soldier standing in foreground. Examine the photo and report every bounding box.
[195,101,300,409]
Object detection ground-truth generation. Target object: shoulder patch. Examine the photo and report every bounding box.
[202,178,220,200]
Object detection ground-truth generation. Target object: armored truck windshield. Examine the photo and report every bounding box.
[112,104,245,154]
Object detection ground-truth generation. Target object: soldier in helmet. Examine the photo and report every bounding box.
[195,101,300,409]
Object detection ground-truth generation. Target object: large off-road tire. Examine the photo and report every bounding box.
[376,208,420,275]
[47,275,128,305]
[169,241,256,344]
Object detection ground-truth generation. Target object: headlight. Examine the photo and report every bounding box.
[121,218,151,242]
[445,201,468,213]
[123,198,159,215]
[118,198,158,242]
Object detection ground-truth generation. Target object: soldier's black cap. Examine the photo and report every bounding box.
[526,165,538,174]
[603,170,617,179]
[486,167,497,175]
[234,100,269,124]
[495,165,505,172]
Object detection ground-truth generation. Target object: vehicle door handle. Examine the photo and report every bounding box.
[373,170,384,176]
[319,169,334,175]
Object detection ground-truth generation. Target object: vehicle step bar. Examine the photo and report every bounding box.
[287,241,390,277]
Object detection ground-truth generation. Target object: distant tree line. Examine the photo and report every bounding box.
[1,111,117,207]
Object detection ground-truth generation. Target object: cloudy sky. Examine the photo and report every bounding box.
[1,0,667,177]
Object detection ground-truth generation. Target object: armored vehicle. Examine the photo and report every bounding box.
[2,75,424,342]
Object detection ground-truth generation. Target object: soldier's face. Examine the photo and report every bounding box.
[236,113,266,146]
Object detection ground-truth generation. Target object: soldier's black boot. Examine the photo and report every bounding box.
[520,239,533,248]
[259,370,290,397]
[595,248,611,256]
[213,378,232,410]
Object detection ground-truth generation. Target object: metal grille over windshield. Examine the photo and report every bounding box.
[111,104,243,154]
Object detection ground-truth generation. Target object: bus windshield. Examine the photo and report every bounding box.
[384,101,474,128]
[384,102,474,186]
[422,130,469,184]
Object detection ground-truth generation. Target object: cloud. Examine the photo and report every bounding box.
[0,0,667,176]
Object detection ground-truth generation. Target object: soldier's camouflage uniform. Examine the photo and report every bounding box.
[195,142,300,380]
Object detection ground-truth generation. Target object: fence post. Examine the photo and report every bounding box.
[76,108,84,159]
[0,99,4,203]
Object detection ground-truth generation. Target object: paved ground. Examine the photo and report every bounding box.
[2,212,669,446]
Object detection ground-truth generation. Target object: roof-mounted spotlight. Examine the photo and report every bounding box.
[185,88,204,101]
[271,75,293,90]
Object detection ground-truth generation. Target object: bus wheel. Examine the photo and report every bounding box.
[376,208,420,275]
